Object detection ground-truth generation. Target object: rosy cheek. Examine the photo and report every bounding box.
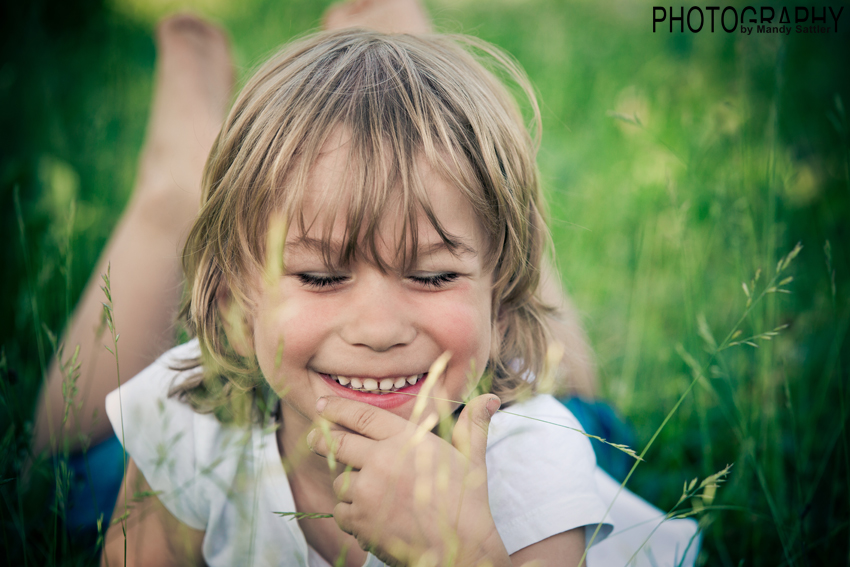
[432,293,491,373]
[265,292,343,362]
[440,305,480,348]
[253,299,312,384]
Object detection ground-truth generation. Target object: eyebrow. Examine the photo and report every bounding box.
[286,236,478,258]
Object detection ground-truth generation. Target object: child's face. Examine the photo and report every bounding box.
[249,134,494,427]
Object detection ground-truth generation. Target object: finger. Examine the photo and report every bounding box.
[316,396,411,440]
[452,394,500,467]
[307,427,375,470]
[333,468,359,503]
[333,502,381,557]
[333,501,355,536]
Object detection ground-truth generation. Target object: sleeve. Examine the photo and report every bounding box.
[587,469,701,566]
[104,340,211,530]
[485,395,613,555]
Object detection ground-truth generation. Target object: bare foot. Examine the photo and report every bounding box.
[135,14,235,232]
[323,0,432,35]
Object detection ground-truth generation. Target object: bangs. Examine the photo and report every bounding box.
[280,130,485,275]
[195,27,541,308]
[252,30,509,276]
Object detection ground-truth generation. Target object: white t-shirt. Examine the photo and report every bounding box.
[106,339,698,566]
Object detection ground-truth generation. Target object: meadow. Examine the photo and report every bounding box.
[1,0,848,564]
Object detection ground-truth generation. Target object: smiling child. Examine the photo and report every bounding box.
[91,12,701,567]
[100,27,609,567]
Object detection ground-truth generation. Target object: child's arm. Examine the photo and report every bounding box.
[308,395,585,567]
[509,532,585,566]
[101,458,205,567]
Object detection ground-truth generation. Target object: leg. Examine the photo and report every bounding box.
[323,0,432,34]
[541,258,597,397]
[135,14,234,230]
[33,14,234,454]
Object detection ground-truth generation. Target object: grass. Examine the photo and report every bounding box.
[1,0,849,564]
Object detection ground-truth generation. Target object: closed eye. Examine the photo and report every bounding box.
[409,273,460,289]
[295,273,349,289]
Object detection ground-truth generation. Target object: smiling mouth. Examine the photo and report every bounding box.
[322,373,427,394]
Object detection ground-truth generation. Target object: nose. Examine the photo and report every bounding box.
[339,272,416,352]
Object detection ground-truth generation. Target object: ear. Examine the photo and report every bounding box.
[216,285,254,358]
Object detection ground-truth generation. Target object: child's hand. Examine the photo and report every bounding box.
[307,394,511,567]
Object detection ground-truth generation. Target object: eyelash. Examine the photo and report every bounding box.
[295,272,460,290]
[409,272,460,289]
[295,274,348,289]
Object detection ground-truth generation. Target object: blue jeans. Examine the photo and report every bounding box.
[63,434,126,536]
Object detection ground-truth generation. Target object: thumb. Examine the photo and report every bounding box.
[452,394,501,467]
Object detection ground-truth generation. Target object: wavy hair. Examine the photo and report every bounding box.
[174,29,553,421]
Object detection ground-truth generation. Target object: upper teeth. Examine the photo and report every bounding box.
[331,373,424,393]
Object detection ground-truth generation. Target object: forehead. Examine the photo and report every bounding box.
[285,131,486,266]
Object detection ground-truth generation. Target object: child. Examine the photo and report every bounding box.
[99,22,699,567]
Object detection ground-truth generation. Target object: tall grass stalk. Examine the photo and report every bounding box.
[99,265,127,565]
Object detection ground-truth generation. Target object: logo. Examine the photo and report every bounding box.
[653,6,844,35]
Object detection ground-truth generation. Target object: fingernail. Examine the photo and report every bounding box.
[486,396,501,417]
[316,397,328,414]
[306,429,318,448]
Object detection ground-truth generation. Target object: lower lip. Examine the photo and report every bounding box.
[318,373,425,409]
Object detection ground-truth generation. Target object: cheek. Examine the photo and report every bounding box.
[251,311,286,391]
[431,288,492,378]
[440,306,489,355]
[252,294,333,390]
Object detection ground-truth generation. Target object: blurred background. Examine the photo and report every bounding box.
[1,0,848,564]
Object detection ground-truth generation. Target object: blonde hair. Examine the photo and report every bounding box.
[176,29,553,420]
